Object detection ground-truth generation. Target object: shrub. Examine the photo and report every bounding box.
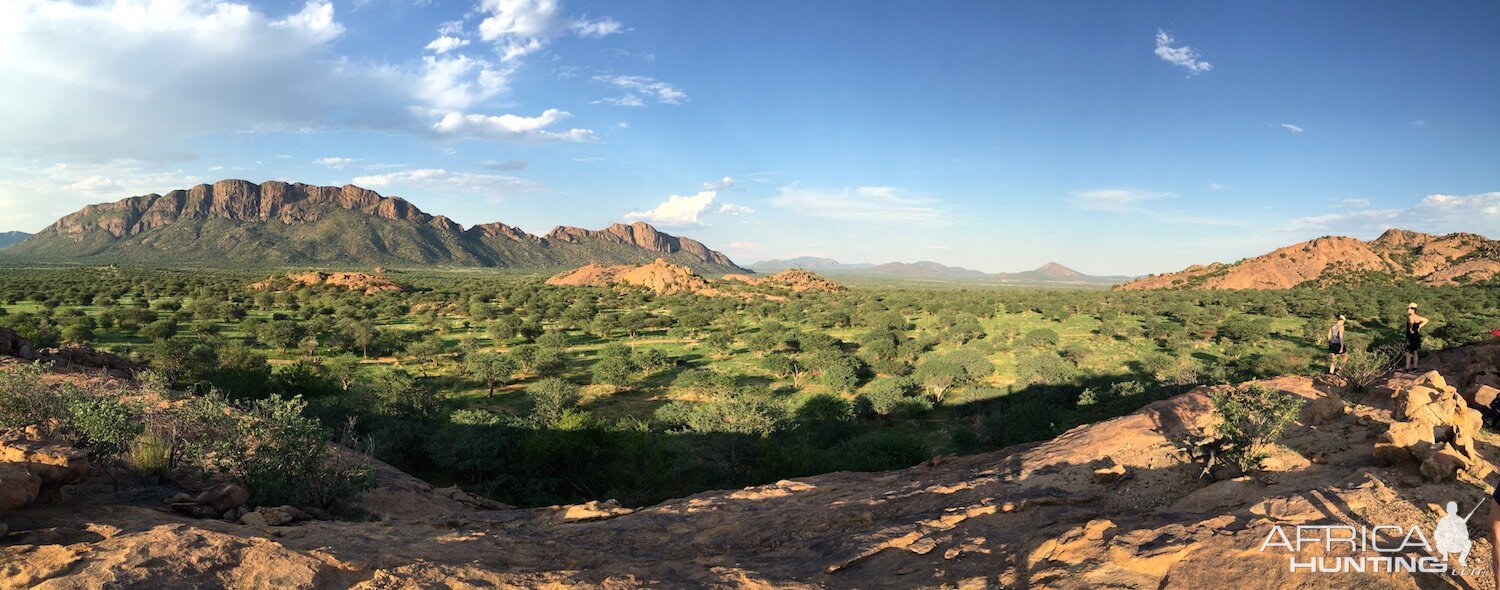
[833,431,931,471]
[66,396,142,456]
[861,377,931,417]
[1208,384,1303,473]
[796,393,855,423]
[1016,350,1076,386]
[527,378,582,427]
[1022,328,1060,348]
[1339,342,1402,392]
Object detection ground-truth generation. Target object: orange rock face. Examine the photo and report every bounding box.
[1121,228,1499,290]
[252,271,407,295]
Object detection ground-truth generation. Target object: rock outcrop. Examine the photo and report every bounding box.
[253,271,408,295]
[723,268,847,292]
[551,261,847,299]
[1122,228,1500,290]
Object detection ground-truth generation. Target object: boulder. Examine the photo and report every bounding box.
[0,463,41,515]
[1417,371,1448,391]
[1301,396,1346,425]
[555,499,633,523]
[1469,385,1500,409]
[0,429,89,501]
[1419,444,1470,482]
[0,327,37,360]
[1091,458,1127,485]
[196,483,249,514]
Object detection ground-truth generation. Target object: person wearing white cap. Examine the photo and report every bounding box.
[1404,303,1428,371]
[1325,314,1348,375]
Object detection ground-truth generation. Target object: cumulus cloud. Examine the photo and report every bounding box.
[351,168,550,201]
[1281,123,1304,135]
[0,0,615,160]
[1154,29,1212,75]
[0,160,202,231]
[1069,189,1169,212]
[770,185,948,224]
[315,157,355,169]
[594,75,687,105]
[431,109,596,143]
[626,177,747,226]
[1281,192,1500,235]
[0,0,370,159]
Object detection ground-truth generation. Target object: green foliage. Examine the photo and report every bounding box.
[1022,328,1060,347]
[65,396,142,456]
[527,378,582,427]
[1208,384,1304,473]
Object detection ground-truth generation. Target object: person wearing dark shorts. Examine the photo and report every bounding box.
[1326,315,1347,375]
[1404,303,1428,371]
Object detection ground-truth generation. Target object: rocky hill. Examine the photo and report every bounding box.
[5,180,746,274]
[1121,229,1500,290]
[251,271,408,295]
[5,340,1500,588]
[0,231,29,249]
[549,260,845,299]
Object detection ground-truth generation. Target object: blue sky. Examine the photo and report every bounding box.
[1,0,1497,274]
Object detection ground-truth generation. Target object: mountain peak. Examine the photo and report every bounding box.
[1034,262,1082,277]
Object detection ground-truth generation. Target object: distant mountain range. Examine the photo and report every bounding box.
[751,258,1129,285]
[1119,228,1500,290]
[4,180,746,273]
[0,231,29,249]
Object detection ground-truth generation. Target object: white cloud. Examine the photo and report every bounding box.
[424,36,470,54]
[625,178,747,226]
[929,244,952,251]
[0,160,203,231]
[594,75,687,105]
[0,0,614,161]
[570,17,622,38]
[1282,191,1500,235]
[1209,182,1228,191]
[1069,189,1169,212]
[431,110,597,143]
[1411,119,1427,127]
[0,0,368,159]
[770,185,948,224]
[1154,29,1212,75]
[1337,198,1370,208]
[315,157,355,169]
[351,168,550,201]
[1280,123,1304,135]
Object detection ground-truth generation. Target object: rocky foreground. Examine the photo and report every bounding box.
[4,344,1500,589]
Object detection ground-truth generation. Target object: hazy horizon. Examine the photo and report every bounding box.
[2,0,1497,276]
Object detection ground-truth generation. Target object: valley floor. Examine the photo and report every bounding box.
[6,344,1500,589]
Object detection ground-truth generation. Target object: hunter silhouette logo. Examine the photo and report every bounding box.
[1259,500,1486,575]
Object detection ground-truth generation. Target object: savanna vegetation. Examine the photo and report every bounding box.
[2,263,1497,507]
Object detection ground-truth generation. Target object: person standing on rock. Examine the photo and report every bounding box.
[1404,303,1429,371]
[1326,314,1347,375]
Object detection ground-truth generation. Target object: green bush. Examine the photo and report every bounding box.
[1208,384,1303,473]
[527,378,583,427]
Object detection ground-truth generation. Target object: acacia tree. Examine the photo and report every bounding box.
[465,352,518,397]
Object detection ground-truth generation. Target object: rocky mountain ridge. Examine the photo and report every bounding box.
[1121,228,1500,290]
[7,180,746,273]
